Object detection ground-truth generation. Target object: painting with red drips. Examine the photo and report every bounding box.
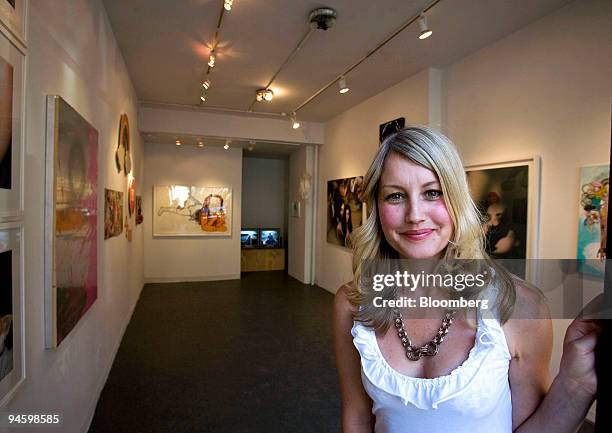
[47,96,98,348]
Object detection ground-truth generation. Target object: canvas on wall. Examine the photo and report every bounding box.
[327,176,365,248]
[577,165,609,278]
[45,96,98,348]
[0,223,24,406]
[466,158,540,280]
[153,185,232,237]
[135,195,143,225]
[104,189,123,239]
[0,29,23,220]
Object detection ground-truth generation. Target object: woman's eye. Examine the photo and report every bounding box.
[425,189,442,200]
[384,192,404,202]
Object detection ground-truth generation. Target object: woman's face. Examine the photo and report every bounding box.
[377,152,453,259]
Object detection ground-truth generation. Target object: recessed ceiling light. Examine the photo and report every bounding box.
[338,76,349,94]
[175,139,181,146]
[418,14,432,40]
[198,139,204,148]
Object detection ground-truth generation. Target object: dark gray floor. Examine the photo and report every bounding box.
[88,271,341,433]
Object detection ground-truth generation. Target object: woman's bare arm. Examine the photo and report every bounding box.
[333,285,375,433]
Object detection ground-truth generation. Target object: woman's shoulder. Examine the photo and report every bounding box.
[334,282,359,320]
[501,276,552,358]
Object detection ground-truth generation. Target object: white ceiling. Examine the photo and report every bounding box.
[103,0,573,122]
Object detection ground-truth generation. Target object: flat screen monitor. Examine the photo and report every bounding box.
[260,229,281,248]
[240,229,259,248]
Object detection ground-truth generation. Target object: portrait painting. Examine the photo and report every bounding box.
[327,176,365,248]
[0,54,12,190]
[153,185,232,237]
[45,96,98,348]
[104,189,123,239]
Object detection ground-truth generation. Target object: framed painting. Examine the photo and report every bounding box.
[576,165,608,278]
[115,114,131,176]
[45,96,98,348]
[0,0,26,48]
[0,222,24,406]
[0,27,24,221]
[465,158,541,279]
[153,185,232,237]
[327,176,366,248]
[104,189,123,239]
[135,195,143,225]
[379,117,405,143]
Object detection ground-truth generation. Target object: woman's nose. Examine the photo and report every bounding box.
[405,198,426,224]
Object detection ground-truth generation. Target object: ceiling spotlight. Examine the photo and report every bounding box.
[256,88,274,102]
[200,92,207,102]
[338,76,349,94]
[175,139,181,146]
[224,139,231,150]
[197,139,204,148]
[208,52,216,68]
[418,13,432,40]
[202,78,211,90]
[224,0,233,11]
[247,140,255,152]
[290,112,300,129]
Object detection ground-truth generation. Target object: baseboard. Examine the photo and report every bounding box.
[144,274,240,283]
[81,282,146,433]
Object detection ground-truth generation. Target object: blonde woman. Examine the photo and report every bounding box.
[333,126,599,433]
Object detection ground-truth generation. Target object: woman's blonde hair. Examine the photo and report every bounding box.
[348,126,516,330]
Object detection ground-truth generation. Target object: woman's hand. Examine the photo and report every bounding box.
[557,317,600,399]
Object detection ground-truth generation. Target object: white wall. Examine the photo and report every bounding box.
[143,143,242,282]
[317,69,431,292]
[288,145,315,283]
[242,157,288,234]
[6,0,145,432]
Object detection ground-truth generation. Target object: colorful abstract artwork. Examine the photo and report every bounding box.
[45,96,98,348]
[0,54,12,190]
[577,165,609,277]
[128,177,135,217]
[327,176,365,248]
[104,189,123,239]
[135,195,143,225]
[153,185,232,236]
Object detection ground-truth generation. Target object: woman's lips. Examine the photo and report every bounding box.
[401,229,434,241]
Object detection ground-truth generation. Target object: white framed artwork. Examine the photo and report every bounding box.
[0,221,24,407]
[153,185,232,237]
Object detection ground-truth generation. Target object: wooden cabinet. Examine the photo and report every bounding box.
[241,248,285,272]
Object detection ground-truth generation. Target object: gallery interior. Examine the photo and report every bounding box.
[0,0,611,432]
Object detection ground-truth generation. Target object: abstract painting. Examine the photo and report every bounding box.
[153,185,232,236]
[0,54,12,190]
[0,223,24,405]
[135,195,143,225]
[104,189,123,239]
[327,176,365,248]
[577,165,609,277]
[379,117,405,143]
[45,96,98,348]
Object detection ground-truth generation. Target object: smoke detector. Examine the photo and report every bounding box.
[309,7,337,31]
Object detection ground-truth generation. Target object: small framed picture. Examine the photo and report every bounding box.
[0,221,25,406]
[0,0,27,48]
[0,27,24,221]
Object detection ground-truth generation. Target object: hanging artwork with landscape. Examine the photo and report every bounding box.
[153,185,232,236]
[104,188,123,239]
[45,95,98,348]
[327,176,365,248]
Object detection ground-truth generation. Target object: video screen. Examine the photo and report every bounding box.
[260,229,280,248]
[240,229,259,248]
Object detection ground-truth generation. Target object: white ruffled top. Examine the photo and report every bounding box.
[351,295,513,433]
